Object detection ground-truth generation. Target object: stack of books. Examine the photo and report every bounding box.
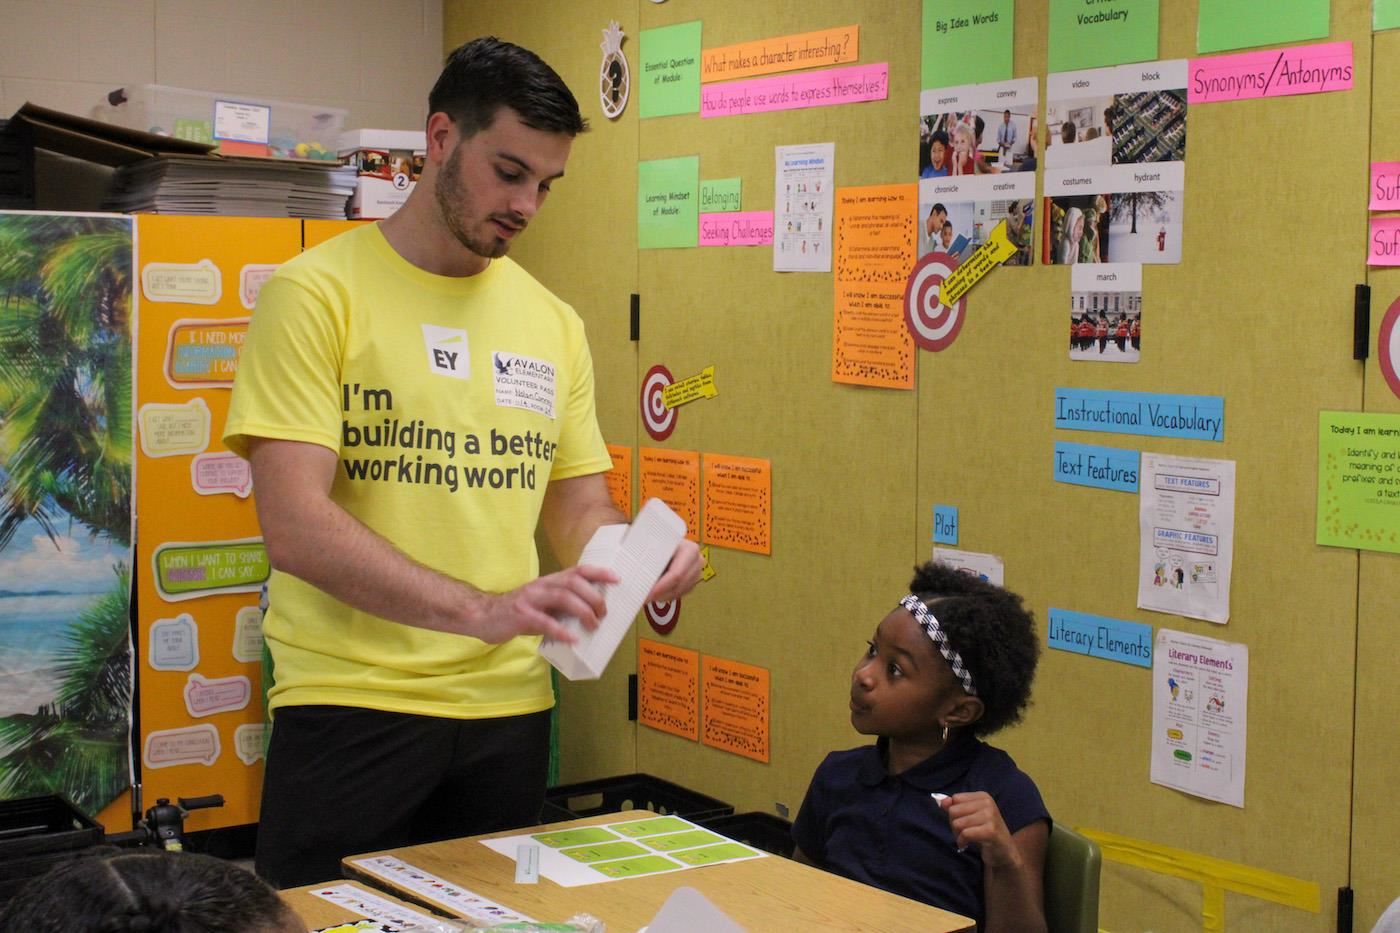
[102,155,357,218]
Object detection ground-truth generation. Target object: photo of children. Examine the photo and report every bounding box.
[1069,262,1142,363]
[920,107,1038,177]
[1045,190,1181,265]
[918,79,1038,263]
[919,198,1035,265]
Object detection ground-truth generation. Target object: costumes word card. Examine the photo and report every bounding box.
[702,655,770,763]
[480,815,765,887]
[832,183,917,390]
[1137,454,1236,623]
[639,638,700,740]
[1151,628,1248,807]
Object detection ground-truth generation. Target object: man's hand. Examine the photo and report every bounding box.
[472,564,618,644]
[646,539,703,603]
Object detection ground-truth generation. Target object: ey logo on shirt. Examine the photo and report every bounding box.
[422,324,469,380]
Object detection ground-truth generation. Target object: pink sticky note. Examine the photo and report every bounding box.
[1369,217,1400,266]
[699,211,774,247]
[1188,41,1353,104]
[1371,163,1400,211]
[701,63,888,118]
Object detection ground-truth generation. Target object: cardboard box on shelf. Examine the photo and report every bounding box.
[339,129,425,219]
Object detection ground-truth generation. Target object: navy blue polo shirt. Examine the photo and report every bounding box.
[792,735,1049,927]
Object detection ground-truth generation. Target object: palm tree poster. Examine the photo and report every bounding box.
[0,211,135,818]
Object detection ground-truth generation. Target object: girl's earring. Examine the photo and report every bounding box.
[941,723,949,744]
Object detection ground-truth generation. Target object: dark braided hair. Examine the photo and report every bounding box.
[0,848,296,933]
[909,561,1040,737]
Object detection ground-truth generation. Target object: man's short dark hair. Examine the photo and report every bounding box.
[429,36,587,138]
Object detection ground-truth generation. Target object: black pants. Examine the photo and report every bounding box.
[254,705,551,888]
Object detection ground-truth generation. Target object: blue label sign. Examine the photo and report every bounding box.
[1053,442,1140,493]
[932,505,959,544]
[1047,608,1153,668]
[1054,388,1225,441]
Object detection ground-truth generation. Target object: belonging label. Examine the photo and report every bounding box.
[213,100,272,143]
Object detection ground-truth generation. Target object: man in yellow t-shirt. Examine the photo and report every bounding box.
[224,37,701,888]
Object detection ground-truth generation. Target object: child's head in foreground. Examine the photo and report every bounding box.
[0,848,302,933]
[851,562,1040,745]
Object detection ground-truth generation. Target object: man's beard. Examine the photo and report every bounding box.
[435,144,511,260]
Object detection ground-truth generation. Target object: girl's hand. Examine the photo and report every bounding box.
[940,792,1021,870]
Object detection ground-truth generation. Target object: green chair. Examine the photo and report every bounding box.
[1044,823,1101,933]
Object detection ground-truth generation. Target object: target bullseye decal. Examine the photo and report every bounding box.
[903,251,967,352]
[641,364,676,440]
[645,599,680,634]
[1381,296,1400,401]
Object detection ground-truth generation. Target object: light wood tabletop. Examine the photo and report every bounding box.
[339,810,974,932]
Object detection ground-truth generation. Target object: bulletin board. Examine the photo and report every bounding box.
[132,216,302,831]
[444,2,1396,930]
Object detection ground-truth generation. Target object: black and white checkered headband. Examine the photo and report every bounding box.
[899,595,977,696]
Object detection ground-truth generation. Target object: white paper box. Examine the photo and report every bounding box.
[539,498,686,680]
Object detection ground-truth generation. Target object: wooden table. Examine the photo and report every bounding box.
[339,810,974,932]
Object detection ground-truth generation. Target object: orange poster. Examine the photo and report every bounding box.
[701,454,771,555]
[638,639,700,741]
[702,655,770,763]
[604,443,633,518]
[134,216,303,832]
[700,25,859,82]
[638,447,700,542]
[832,184,917,390]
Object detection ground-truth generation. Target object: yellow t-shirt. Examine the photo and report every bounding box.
[224,224,612,719]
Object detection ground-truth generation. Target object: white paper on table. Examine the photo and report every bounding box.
[1150,628,1248,807]
[647,886,748,933]
[539,497,686,680]
[1137,453,1235,623]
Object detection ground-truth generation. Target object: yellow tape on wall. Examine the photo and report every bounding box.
[1079,826,1320,932]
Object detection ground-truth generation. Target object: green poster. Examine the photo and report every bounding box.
[922,0,1014,88]
[1317,411,1400,554]
[1198,0,1330,53]
[700,177,742,213]
[638,156,699,250]
[1048,0,1160,72]
[639,21,702,118]
[1376,0,1400,30]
